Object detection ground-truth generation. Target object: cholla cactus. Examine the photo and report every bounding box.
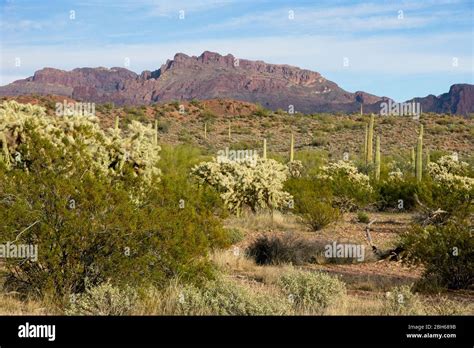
[388,168,404,182]
[0,131,11,169]
[427,154,473,191]
[0,100,160,185]
[317,160,372,192]
[287,160,303,178]
[191,157,294,214]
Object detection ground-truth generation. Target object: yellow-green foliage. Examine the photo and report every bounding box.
[191,157,296,214]
[0,100,160,185]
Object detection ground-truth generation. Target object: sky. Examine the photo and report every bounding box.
[0,0,472,101]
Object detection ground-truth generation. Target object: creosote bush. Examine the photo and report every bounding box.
[400,221,473,289]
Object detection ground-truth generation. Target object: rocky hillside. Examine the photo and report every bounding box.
[0,51,472,115]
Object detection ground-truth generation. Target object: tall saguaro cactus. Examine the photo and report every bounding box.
[363,123,368,162]
[228,120,231,141]
[204,122,207,140]
[366,114,374,164]
[411,147,415,170]
[290,133,294,162]
[375,135,381,181]
[115,115,120,131]
[415,124,423,182]
[263,138,267,159]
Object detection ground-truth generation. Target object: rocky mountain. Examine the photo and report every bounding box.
[0,51,472,115]
[405,84,474,115]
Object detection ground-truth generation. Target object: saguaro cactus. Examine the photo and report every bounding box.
[290,133,294,162]
[115,116,120,130]
[411,147,415,171]
[154,119,158,145]
[204,122,207,140]
[375,135,381,181]
[415,124,423,182]
[366,114,374,164]
[263,138,267,159]
[228,120,231,141]
[0,132,11,169]
[363,123,368,162]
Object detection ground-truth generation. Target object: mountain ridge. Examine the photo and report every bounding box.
[0,51,472,115]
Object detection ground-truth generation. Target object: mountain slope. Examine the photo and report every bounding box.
[0,51,472,115]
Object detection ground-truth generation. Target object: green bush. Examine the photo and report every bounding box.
[246,233,324,265]
[277,269,346,314]
[0,135,229,303]
[400,222,473,289]
[376,177,427,211]
[285,178,341,230]
[225,228,245,245]
[300,200,341,231]
[357,211,370,223]
[67,282,138,315]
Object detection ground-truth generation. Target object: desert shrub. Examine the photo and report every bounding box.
[156,120,170,133]
[376,177,429,211]
[317,160,374,211]
[300,200,340,231]
[311,136,329,147]
[176,277,292,315]
[400,222,473,289]
[201,110,217,123]
[357,211,370,223]
[225,228,245,245]
[253,105,271,117]
[0,107,229,302]
[293,149,327,177]
[189,99,201,108]
[246,233,324,265]
[191,157,293,215]
[383,286,421,315]
[426,154,473,219]
[277,269,346,313]
[285,177,341,229]
[67,282,138,315]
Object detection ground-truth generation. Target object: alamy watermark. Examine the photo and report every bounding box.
[380,100,421,119]
[55,100,95,117]
[0,241,38,262]
[324,241,365,262]
[217,147,259,164]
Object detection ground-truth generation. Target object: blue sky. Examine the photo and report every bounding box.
[0,0,472,101]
